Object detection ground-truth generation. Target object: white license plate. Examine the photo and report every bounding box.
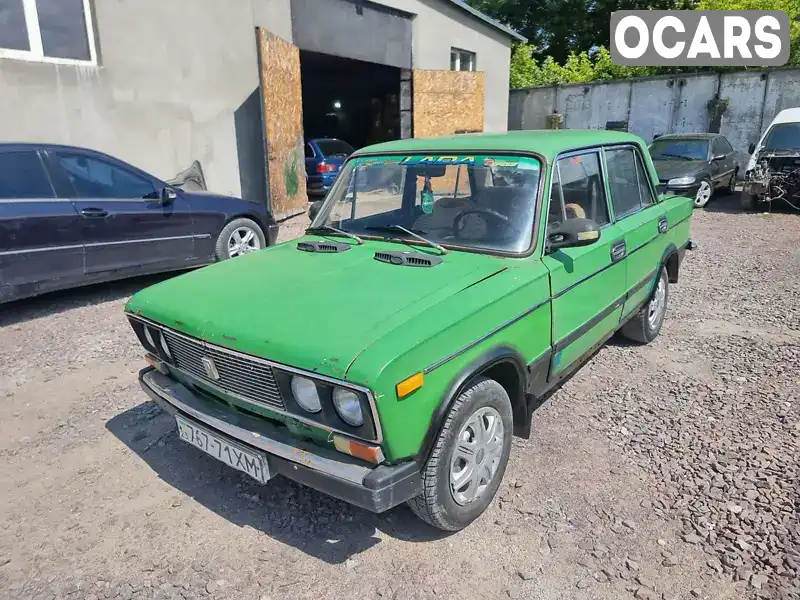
[176,416,270,484]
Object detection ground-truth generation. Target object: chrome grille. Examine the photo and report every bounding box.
[160,329,285,411]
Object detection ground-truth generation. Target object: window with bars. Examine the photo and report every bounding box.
[0,0,97,65]
[450,48,476,72]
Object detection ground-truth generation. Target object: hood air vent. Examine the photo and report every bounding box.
[374,250,443,267]
[297,241,351,253]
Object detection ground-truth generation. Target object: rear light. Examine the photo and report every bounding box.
[316,162,336,173]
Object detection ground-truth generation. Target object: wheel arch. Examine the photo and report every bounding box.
[661,242,680,284]
[416,346,528,465]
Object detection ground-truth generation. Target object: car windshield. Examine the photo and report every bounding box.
[763,123,800,150]
[310,154,542,253]
[649,139,709,161]
[316,140,354,157]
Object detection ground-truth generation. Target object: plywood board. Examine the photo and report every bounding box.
[412,70,484,138]
[258,28,307,218]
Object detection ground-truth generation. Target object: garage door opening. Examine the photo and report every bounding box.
[300,50,401,151]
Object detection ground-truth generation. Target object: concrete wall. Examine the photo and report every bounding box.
[509,68,800,173]
[374,0,513,132]
[291,0,412,69]
[0,0,293,204]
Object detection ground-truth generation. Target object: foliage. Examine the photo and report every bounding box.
[478,0,800,87]
[510,45,667,88]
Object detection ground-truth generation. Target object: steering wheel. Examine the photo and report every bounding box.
[453,208,510,241]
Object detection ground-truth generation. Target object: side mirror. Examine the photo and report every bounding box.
[748,143,756,154]
[712,154,726,161]
[546,217,601,253]
[656,183,668,195]
[160,187,177,204]
[308,200,324,221]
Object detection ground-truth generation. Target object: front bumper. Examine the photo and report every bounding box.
[663,181,701,198]
[138,367,421,512]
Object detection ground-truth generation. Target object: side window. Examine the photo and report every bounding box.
[305,144,315,159]
[552,152,610,226]
[634,151,655,207]
[719,137,734,155]
[54,153,156,199]
[711,138,722,157]
[0,151,54,199]
[605,147,654,218]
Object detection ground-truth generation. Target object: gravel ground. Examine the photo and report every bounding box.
[1,195,798,600]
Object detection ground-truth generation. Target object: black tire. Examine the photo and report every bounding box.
[407,377,513,531]
[215,218,266,261]
[722,171,737,195]
[693,177,713,208]
[621,267,669,344]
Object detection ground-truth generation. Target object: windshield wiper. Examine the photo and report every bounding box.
[305,225,363,245]
[657,152,695,161]
[365,224,448,255]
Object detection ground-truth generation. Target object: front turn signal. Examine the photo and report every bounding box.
[396,372,424,399]
[333,435,385,463]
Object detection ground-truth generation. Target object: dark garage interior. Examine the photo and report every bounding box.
[300,50,401,151]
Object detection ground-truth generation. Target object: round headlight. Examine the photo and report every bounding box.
[143,326,156,349]
[333,387,364,427]
[291,376,322,413]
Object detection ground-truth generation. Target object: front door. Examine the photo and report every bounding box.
[542,150,626,378]
[0,148,84,301]
[603,145,667,320]
[46,150,197,275]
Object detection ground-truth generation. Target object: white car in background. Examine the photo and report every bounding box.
[742,107,800,211]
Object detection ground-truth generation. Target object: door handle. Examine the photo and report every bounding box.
[80,207,109,218]
[611,239,626,263]
[658,215,668,234]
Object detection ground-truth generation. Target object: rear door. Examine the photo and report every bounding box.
[603,145,666,321]
[0,148,84,302]
[542,149,627,378]
[46,150,198,275]
[714,136,737,188]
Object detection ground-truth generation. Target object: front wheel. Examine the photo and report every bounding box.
[694,178,713,208]
[407,377,513,531]
[621,267,669,344]
[215,218,266,261]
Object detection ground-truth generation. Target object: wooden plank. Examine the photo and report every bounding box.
[412,70,485,138]
[258,28,307,219]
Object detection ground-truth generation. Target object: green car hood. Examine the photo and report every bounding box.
[125,237,508,380]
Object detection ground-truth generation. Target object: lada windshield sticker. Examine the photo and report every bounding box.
[400,156,476,166]
[354,155,539,170]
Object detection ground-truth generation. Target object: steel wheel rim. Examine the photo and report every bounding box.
[449,406,504,506]
[648,276,667,329]
[228,227,260,258]
[694,180,712,206]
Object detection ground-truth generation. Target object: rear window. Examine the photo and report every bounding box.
[316,140,354,158]
[0,151,54,199]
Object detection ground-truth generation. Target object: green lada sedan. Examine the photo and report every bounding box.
[127,130,695,531]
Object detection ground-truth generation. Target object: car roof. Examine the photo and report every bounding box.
[0,142,113,155]
[352,130,649,162]
[771,107,800,125]
[652,133,718,141]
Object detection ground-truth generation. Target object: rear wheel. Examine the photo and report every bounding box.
[215,218,266,261]
[407,377,512,531]
[621,267,669,344]
[723,171,737,195]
